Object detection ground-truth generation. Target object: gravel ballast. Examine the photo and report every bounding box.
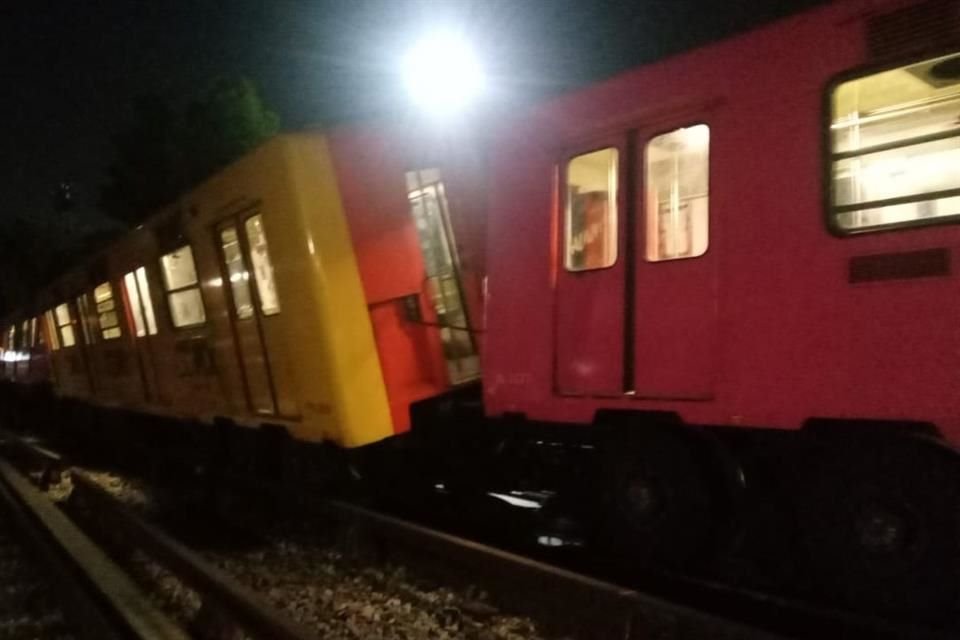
[62,468,568,640]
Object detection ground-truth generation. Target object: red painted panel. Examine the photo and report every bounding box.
[555,268,626,395]
[328,124,426,305]
[328,123,490,434]
[368,299,448,432]
[633,256,717,399]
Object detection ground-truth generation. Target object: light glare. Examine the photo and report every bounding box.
[403,31,485,115]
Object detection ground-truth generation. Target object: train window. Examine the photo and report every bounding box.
[244,215,280,315]
[565,148,618,271]
[219,227,254,319]
[830,52,960,231]
[161,245,200,291]
[160,245,206,328]
[94,282,121,340]
[54,303,76,348]
[644,125,710,261]
[44,310,60,351]
[124,267,158,337]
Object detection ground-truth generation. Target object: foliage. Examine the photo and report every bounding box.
[100,76,279,226]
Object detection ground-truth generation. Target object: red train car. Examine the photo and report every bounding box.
[482,0,960,621]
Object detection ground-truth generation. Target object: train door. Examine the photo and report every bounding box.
[554,139,628,395]
[632,124,717,399]
[121,267,161,402]
[54,301,94,397]
[215,216,278,415]
[75,292,101,395]
[405,168,480,385]
[553,126,716,398]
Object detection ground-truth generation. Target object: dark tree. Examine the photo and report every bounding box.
[100,77,279,226]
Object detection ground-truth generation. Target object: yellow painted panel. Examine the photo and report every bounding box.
[274,134,393,447]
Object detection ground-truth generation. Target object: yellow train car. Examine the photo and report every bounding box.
[25,129,485,449]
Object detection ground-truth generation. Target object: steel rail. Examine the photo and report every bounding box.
[0,451,187,640]
[69,470,322,640]
[324,498,783,640]
[323,499,956,640]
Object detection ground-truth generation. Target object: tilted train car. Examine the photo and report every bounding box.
[0,126,486,452]
[482,0,960,621]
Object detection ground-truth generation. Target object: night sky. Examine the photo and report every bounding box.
[0,0,823,297]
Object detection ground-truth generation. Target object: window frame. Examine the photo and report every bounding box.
[561,141,625,273]
[159,244,208,330]
[824,49,960,236]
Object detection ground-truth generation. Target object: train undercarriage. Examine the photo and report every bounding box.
[407,387,960,627]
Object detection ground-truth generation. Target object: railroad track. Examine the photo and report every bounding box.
[0,491,74,639]
[0,440,187,640]
[5,429,956,640]
[322,499,959,640]
[0,432,320,640]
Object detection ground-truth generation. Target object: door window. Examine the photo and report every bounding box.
[564,148,619,271]
[124,267,158,337]
[244,215,280,316]
[644,124,710,261]
[220,226,255,319]
[136,267,158,335]
[45,310,60,351]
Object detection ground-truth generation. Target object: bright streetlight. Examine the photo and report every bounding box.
[402,31,486,116]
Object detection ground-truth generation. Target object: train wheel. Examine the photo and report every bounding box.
[597,424,724,572]
[795,435,960,623]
